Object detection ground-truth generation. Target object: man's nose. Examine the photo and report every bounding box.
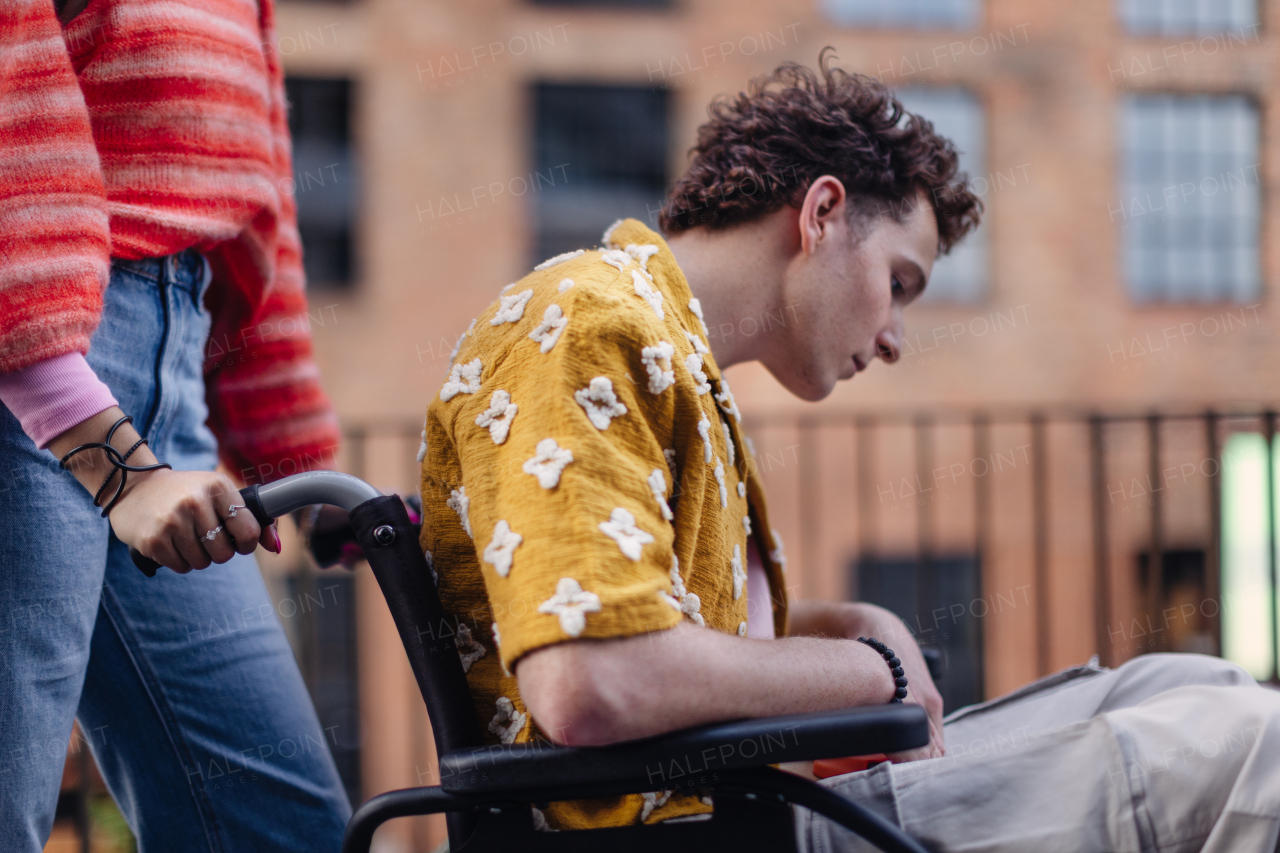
[875,322,902,364]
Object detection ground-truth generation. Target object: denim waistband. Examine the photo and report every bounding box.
[110,248,211,301]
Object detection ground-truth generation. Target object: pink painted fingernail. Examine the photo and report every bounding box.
[270,526,282,554]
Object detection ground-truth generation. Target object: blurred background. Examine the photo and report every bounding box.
[47,0,1280,850]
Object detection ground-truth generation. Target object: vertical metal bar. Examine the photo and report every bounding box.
[1204,411,1222,653]
[1146,415,1165,651]
[972,414,990,699]
[915,415,934,640]
[799,419,819,601]
[856,417,876,600]
[1090,416,1113,667]
[1265,411,1277,682]
[856,417,876,563]
[1031,414,1050,676]
[346,427,367,481]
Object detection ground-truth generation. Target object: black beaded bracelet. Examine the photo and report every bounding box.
[857,637,909,703]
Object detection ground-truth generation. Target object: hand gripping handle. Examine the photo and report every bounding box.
[129,485,274,576]
[128,472,382,576]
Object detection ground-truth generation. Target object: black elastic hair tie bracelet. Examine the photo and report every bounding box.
[58,415,172,517]
[857,637,909,703]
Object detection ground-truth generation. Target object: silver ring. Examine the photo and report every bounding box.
[226,503,246,518]
[203,524,224,542]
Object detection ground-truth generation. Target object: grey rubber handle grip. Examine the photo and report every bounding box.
[129,472,381,576]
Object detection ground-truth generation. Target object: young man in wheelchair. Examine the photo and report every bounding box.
[420,53,1280,850]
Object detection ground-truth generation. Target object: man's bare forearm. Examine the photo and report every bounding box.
[517,620,896,746]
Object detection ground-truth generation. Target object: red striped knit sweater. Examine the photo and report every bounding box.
[0,0,339,483]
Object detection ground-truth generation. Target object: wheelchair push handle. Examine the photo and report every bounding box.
[129,471,383,576]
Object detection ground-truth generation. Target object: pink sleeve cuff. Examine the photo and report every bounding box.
[0,352,118,449]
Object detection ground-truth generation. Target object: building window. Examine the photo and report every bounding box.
[531,83,668,262]
[1118,0,1259,37]
[856,555,983,711]
[896,88,989,303]
[285,76,358,288]
[821,0,979,29]
[1117,94,1260,303]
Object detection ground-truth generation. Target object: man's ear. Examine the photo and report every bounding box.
[798,176,848,257]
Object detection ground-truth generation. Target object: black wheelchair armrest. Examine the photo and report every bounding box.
[439,703,927,796]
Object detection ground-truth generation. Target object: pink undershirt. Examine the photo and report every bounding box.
[0,352,118,449]
[745,533,775,639]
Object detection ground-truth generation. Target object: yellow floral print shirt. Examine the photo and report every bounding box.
[419,218,789,830]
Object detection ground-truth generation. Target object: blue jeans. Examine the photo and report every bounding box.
[0,250,351,851]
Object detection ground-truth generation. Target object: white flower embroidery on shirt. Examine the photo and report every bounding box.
[602,218,625,247]
[745,435,757,459]
[599,507,654,560]
[600,248,632,273]
[640,341,675,394]
[558,277,574,292]
[425,549,438,586]
[742,515,752,536]
[475,389,518,444]
[456,622,486,673]
[648,468,674,521]
[685,352,711,395]
[737,621,747,637]
[531,806,558,832]
[688,297,711,336]
[447,487,472,538]
[491,289,534,325]
[722,422,735,467]
[417,418,428,463]
[624,243,660,273]
[534,248,584,270]
[528,304,568,353]
[684,329,709,355]
[738,481,746,498]
[500,283,515,295]
[697,416,713,463]
[448,318,476,365]
[714,458,728,508]
[440,358,483,402]
[483,520,522,578]
[715,377,741,420]
[770,528,787,573]
[640,790,674,821]
[523,438,574,489]
[661,554,704,627]
[574,376,627,429]
[664,448,677,481]
[731,543,745,600]
[632,270,664,319]
[538,577,602,637]
[488,696,526,745]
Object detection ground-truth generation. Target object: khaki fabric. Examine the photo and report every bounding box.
[419,219,789,829]
[798,654,1280,853]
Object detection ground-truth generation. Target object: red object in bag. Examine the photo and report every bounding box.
[811,754,889,778]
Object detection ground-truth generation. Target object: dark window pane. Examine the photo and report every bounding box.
[531,83,668,261]
[856,555,984,713]
[285,76,358,288]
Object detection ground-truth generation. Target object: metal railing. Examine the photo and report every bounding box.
[343,404,1280,702]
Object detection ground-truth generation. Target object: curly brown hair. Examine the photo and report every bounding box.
[659,48,983,254]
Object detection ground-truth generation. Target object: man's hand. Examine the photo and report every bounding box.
[49,407,279,572]
[788,600,945,761]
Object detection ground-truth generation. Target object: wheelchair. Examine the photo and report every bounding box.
[137,471,937,853]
